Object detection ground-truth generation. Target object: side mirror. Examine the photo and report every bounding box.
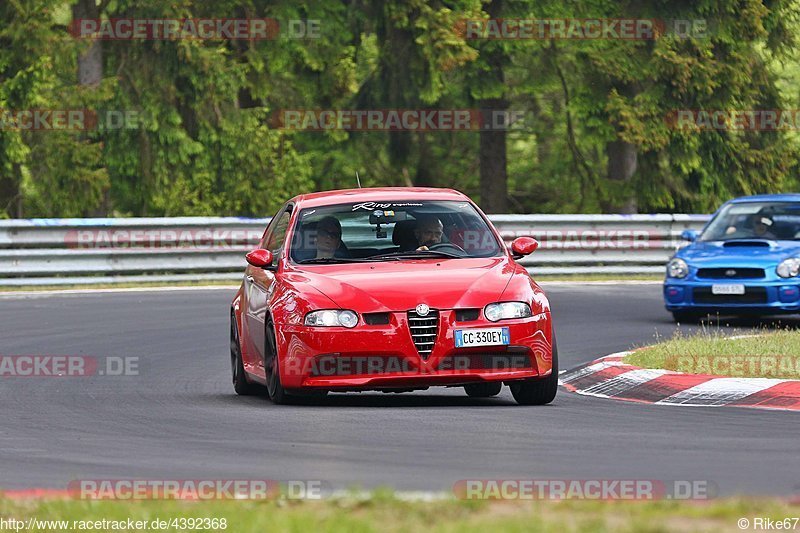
[245,249,275,269]
[681,230,698,243]
[510,237,539,258]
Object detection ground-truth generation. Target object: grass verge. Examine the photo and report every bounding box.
[625,329,800,379]
[0,494,797,532]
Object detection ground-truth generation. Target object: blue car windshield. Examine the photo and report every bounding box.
[289,200,503,262]
[701,202,800,241]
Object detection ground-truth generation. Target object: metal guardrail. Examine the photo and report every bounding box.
[0,215,710,285]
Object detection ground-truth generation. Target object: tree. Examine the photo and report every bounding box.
[564,0,799,212]
[2,0,799,218]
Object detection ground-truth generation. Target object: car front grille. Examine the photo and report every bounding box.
[407,309,439,359]
[455,308,480,322]
[696,268,765,280]
[436,353,533,371]
[363,312,390,325]
[309,355,410,377]
[693,287,768,304]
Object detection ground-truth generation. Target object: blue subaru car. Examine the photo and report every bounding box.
[664,194,800,322]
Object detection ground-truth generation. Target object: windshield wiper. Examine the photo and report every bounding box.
[298,257,374,264]
[369,250,463,260]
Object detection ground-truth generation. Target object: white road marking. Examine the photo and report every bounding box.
[656,378,786,406]
[559,361,619,384]
[582,368,670,397]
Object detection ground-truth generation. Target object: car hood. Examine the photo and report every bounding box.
[285,257,515,312]
[678,240,800,266]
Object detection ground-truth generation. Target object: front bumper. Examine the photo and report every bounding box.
[276,311,553,390]
[664,279,800,314]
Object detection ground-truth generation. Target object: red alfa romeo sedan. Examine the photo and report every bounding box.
[230,187,557,405]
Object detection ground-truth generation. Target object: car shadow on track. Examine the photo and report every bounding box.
[207,392,524,408]
[298,393,522,408]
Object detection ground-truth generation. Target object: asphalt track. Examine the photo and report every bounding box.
[0,284,797,496]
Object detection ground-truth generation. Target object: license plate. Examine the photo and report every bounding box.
[455,327,510,348]
[712,284,746,295]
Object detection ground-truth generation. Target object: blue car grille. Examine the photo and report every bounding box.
[696,268,765,280]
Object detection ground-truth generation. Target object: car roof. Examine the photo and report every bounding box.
[291,187,471,209]
[727,193,800,204]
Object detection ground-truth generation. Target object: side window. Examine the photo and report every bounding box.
[258,207,284,248]
[266,210,291,258]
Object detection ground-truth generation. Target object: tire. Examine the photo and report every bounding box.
[510,336,559,406]
[672,311,701,324]
[264,318,328,404]
[464,382,502,398]
[231,312,261,396]
[264,317,294,405]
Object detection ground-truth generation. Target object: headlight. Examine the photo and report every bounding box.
[304,309,359,328]
[484,302,532,322]
[667,258,689,279]
[777,258,800,279]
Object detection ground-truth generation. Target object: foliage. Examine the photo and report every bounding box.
[1,0,799,217]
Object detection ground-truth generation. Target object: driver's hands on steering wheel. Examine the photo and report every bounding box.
[417,243,466,254]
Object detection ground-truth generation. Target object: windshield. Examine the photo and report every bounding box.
[289,200,503,263]
[701,201,800,241]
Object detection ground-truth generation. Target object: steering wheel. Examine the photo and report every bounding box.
[427,242,466,255]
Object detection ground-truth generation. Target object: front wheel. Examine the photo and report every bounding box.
[264,319,329,404]
[464,382,502,398]
[510,337,559,406]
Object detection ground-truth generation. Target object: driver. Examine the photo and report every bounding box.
[313,216,348,258]
[414,216,444,251]
[752,215,778,239]
[724,214,778,240]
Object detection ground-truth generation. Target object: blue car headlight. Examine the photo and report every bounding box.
[777,258,800,279]
[304,310,359,328]
[667,258,689,279]
[484,302,532,322]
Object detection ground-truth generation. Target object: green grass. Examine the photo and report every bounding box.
[0,494,797,532]
[626,330,800,378]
